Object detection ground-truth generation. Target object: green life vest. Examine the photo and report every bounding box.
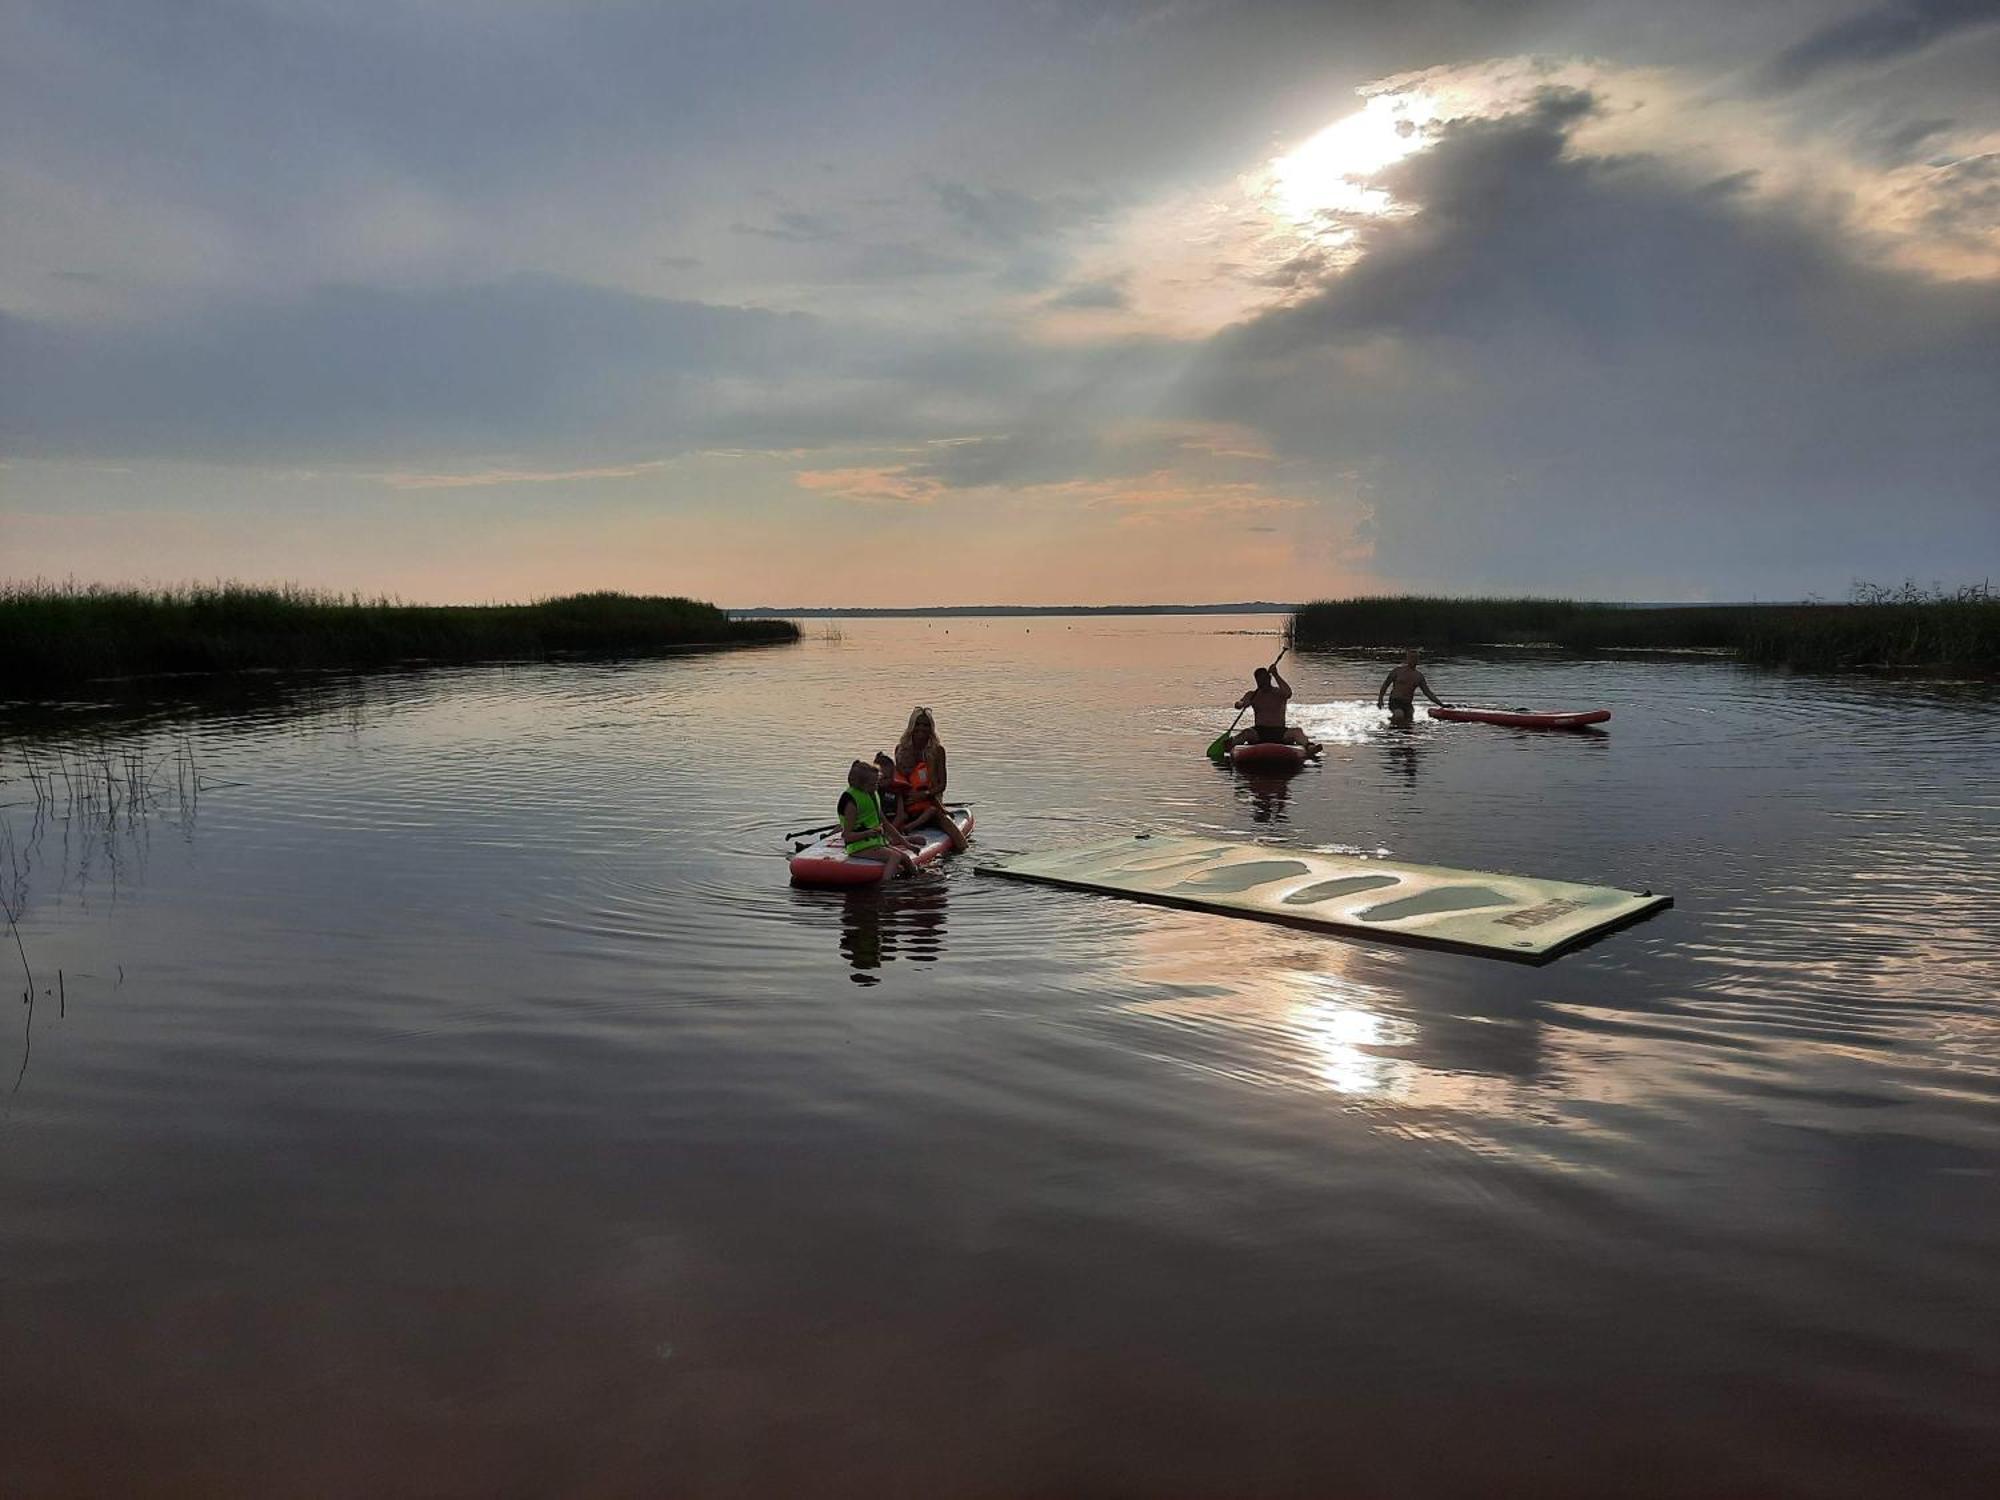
[843,785,887,854]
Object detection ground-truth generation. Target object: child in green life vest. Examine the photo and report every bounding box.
[839,759,920,879]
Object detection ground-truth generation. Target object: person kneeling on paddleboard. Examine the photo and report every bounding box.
[1378,649,1448,721]
[896,707,969,853]
[839,760,920,880]
[1230,665,1321,756]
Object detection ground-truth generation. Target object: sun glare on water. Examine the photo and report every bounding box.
[1266,92,1437,239]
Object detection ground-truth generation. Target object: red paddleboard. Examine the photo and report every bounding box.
[1229,740,1314,768]
[789,808,974,885]
[1428,707,1611,729]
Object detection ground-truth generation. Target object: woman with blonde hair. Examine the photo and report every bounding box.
[894,706,968,853]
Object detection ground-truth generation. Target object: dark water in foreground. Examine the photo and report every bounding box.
[3,617,1997,1498]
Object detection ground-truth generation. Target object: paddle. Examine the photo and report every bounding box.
[1206,645,1288,760]
[786,801,976,845]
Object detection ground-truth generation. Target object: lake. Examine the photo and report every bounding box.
[3,615,1997,1497]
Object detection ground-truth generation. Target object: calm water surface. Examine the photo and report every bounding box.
[3,617,1997,1497]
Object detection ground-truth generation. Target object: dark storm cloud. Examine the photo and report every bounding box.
[1188,90,2000,592]
[1764,0,2000,90]
[1252,250,1336,290]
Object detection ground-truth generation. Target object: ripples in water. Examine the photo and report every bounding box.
[2,623,1998,1496]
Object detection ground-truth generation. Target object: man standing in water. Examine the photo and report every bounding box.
[1378,650,1448,722]
[1231,663,1321,756]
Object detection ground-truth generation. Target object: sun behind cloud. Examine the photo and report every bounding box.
[1263,91,1438,239]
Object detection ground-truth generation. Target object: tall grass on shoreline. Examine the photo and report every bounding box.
[1290,583,1999,673]
[1,583,799,693]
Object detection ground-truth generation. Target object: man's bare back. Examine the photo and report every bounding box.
[1379,652,1445,711]
[1236,678,1292,727]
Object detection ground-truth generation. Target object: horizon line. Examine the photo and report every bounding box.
[725,602,1299,616]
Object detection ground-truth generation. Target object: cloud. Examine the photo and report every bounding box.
[1187,86,2000,594]
[1083,474,1307,528]
[931,180,1120,293]
[1044,276,1132,310]
[377,461,669,491]
[794,465,948,505]
[1764,0,2000,90]
[1912,150,2000,244]
[815,241,984,282]
[1166,422,1275,461]
[730,210,843,243]
[1868,116,1957,164]
[934,182,1110,249]
[786,416,1300,528]
[0,265,1180,471]
[0,275,837,462]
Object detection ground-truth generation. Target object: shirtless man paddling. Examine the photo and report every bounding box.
[1231,663,1322,756]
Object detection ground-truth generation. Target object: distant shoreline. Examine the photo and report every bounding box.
[726,600,1813,619]
[729,602,1297,618]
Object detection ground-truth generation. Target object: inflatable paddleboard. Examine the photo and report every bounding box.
[1428,707,1611,730]
[789,807,974,886]
[1229,740,1314,769]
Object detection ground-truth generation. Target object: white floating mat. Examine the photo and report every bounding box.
[981,834,1670,963]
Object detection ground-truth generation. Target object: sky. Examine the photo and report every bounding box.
[3,0,1997,606]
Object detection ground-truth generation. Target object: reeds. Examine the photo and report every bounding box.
[0,582,800,692]
[1291,582,1999,672]
[15,737,204,824]
[1,738,183,1084]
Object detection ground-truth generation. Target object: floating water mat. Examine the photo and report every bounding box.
[980,834,1669,963]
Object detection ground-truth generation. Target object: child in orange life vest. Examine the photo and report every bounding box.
[838,759,919,879]
[873,753,914,831]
